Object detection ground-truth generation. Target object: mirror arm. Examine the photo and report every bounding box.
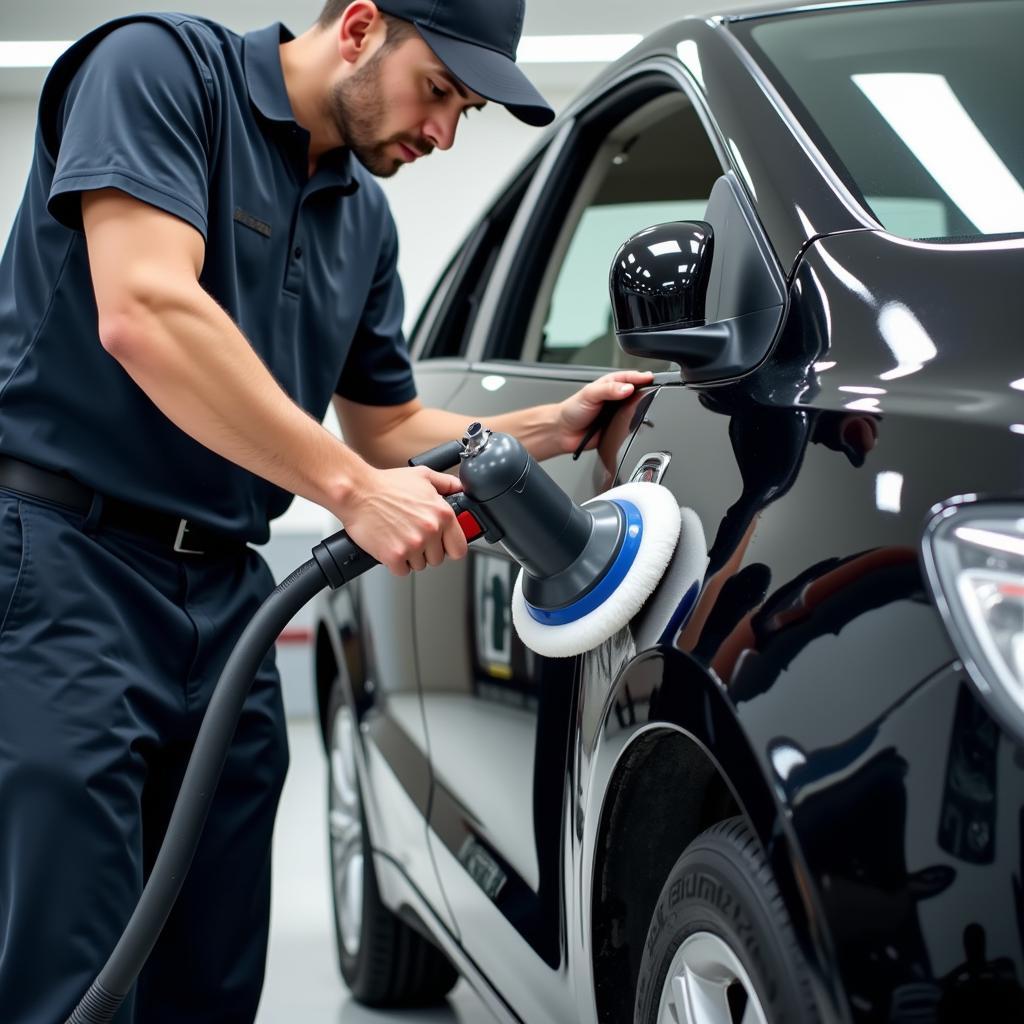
[617,305,784,384]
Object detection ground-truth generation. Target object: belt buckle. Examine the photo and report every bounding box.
[173,518,205,555]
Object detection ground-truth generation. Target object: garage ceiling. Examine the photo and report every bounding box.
[3,0,777,41]
[0,0,779,98]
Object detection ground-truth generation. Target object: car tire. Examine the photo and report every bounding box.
[326,677,458,1007]
[634,816,819,1024]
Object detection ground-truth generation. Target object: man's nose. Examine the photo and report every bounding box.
[423,110,459,152]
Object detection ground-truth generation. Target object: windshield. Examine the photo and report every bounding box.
[735,0,1024,241]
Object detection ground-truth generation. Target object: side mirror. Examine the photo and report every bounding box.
[609,176,787,383]
[609,221,714,335]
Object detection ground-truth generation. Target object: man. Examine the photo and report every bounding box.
[0,1,652,1020]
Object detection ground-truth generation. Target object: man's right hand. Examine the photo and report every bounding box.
[336,465,469,577]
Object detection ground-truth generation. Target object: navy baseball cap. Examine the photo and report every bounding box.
[376,0,555,126]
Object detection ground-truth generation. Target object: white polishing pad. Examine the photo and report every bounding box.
[632,506,709,651]
[511,482,682,659]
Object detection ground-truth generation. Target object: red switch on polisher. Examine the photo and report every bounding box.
[457,510,484,541]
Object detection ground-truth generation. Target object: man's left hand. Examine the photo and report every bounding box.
[555,370,655,454]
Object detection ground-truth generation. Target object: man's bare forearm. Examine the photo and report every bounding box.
[101,277,368,511]
[350,403,565,468]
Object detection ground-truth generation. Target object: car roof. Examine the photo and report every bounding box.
[689,0,915,23]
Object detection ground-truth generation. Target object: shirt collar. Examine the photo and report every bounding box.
[244,23,358,194]
[244,23,297,126]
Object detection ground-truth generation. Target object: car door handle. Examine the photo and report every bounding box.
[629,452,672,484]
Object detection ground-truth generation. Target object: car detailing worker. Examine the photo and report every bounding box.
[0,0,653,1020]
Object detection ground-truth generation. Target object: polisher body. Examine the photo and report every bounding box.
[455,427,687,658]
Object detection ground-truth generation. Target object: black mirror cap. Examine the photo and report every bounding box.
[609,221,714,333]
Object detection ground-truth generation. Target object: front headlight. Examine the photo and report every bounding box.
[923,499,1024,736]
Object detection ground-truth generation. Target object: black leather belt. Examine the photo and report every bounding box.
[0,456,247,558]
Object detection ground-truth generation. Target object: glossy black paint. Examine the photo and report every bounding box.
[610,220,714,331]
[313,3,1024,1021]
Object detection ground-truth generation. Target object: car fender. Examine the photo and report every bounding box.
[575,643,852,1024]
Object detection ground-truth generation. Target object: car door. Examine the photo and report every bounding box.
[411,65,728,1021]
[330,154,542,942]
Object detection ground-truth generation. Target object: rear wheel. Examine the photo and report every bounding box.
[634,817,819,1024]
[326,678,458,1006]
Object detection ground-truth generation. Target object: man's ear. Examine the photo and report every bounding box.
[337,0,384,64]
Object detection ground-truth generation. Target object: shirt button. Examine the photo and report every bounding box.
[293,246,303,260]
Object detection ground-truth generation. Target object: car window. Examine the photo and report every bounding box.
[737,0,1024,241]
[521,94,723,369]
[411,158,538,360]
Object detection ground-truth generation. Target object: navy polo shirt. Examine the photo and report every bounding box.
[0,14,417,543]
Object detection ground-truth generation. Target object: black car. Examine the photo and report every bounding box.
[312,1,1024,1020]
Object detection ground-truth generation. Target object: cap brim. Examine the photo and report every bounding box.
[416,24,555,127]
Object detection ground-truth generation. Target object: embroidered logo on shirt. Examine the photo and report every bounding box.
[233,208,272,238]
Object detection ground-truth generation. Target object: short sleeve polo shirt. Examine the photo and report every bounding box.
[0,14,417,543]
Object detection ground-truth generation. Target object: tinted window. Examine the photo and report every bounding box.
[739,0,1024,241]
[527,97,722,368]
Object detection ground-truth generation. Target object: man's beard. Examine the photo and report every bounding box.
[327,51,430,178]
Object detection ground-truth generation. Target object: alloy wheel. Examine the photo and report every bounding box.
[657,931,770,1024]
[328,702,363,958]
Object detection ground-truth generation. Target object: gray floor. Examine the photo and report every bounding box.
[256,719,497,1024]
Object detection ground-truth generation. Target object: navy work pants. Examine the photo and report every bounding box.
[0,492,289,1022]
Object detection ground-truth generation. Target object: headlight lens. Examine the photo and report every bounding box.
[924,501,1024,734]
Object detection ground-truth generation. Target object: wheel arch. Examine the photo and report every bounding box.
[590,723,741,1023]
[586,647,847,1024]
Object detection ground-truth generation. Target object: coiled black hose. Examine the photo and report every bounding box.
[64,432,497,1021]
[67,557,329,1022]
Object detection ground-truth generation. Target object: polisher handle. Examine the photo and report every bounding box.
[407,440,464,472]
[311,493,486,590]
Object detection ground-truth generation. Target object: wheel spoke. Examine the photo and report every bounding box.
[328,701,366,959]
[329,812,362,872]
[666,973,686,1023]
[682,965,734,1024]
[738,993,768,1024]
[657,933,769,1024]
[338,852,364,956]
[330,749,358,810]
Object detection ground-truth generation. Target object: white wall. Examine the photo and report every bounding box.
[0,98,41,243]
